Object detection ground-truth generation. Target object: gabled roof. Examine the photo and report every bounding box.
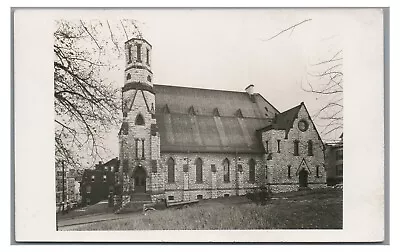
[258,102,324,145]
[259,103,302,132]
[153,84,278,153]
[271,104,302,130]
[153,84,279,118]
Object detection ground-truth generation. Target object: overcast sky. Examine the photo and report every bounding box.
[101,8,346,162]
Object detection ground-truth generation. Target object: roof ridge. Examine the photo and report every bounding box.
[279,103,302,115]
[153,83,254,94]
[156,111,273,120]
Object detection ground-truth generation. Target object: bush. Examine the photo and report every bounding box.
[245,186,272,205]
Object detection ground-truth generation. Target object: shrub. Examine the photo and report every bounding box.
[245,186,272,205]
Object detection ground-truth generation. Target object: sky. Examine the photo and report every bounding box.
[98,9,345,163]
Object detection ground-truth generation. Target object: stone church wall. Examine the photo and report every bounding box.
[159,152,265,202]
[262,104,326,193]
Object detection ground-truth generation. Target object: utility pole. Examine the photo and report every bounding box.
[62,160,65,214]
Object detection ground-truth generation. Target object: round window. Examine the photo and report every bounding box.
[298,120,309,132]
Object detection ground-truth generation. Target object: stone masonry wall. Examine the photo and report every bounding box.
[261,103,326,192]
[119,87,164,198]
[159,152,266,203]
[124,39,153,87]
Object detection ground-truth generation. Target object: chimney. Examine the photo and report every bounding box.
[245,84,256,103]
[245,84,254,95]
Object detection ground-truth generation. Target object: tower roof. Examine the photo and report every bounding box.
[125,37,152,48]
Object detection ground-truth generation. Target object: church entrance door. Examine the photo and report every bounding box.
[299,169,309,188]
[133,166,146,193]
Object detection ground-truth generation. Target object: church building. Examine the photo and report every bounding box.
[115,38,326,210]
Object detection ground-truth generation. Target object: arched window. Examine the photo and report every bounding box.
[167,157,175,183]
[308,140,313,156]
[126,73,131,80]
[223,158,230,183]
[195,158,203,183]
[249,159,256,183]
[135,114,145,125]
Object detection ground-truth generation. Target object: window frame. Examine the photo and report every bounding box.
[135,114,145,125]
[249,159,256,183]
[294,140,299,156]
[141,139,145,159]
[277,139,281,153]
[127,44,132,63]
[195,158,203,183]
[135,139,139,159]
[136,43,142,62]
[308,140,313,156]
[167,157,175,183]
[223,158,230,183]
[146,48,150,65]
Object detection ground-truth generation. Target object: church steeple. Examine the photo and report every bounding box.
[117,37,161,209]
[122,38,155,117]
[124,38,153,88]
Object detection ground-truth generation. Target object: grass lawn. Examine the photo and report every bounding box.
[72,188,342,230]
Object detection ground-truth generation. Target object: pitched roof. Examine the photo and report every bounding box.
[258,103,302,132]
[270,103,302,130]
[153,84,278,153]
[153,84,279,118]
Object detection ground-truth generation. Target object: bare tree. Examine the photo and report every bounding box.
[302,50,343,138]
[262,19,342,139]
[261,19,312,41]
[54,19,142,169]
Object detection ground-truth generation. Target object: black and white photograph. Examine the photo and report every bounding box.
[13,7,385,242]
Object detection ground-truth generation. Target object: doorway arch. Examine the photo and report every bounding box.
[133,166,147,193]
[299,169,309,188]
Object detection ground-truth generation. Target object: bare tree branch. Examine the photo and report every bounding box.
[262,19,312,41]
[302,49,343,137]
[80,20,102,50]
[54,19,142,169]
[106,20,121,56]
[311,50,343,66]
[120,20,129,40]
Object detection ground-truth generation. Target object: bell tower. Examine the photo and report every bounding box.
[116,38,163,211]
[124,38,153,87]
